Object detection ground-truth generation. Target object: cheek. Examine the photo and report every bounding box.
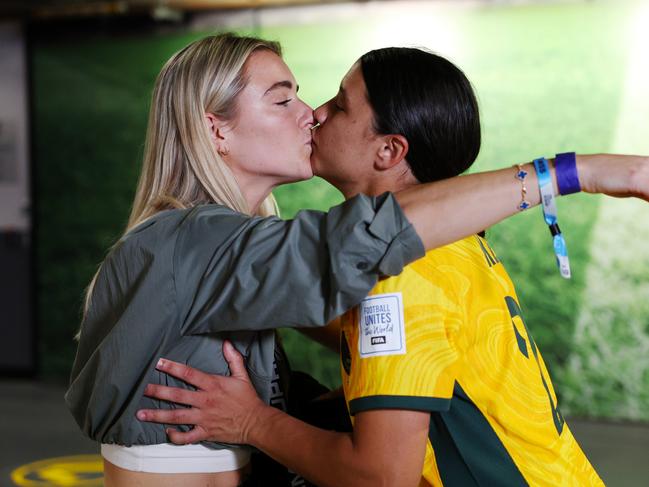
[231,108,311,177]
[261,114,301,148]
[328,126,358,161]
[256,124,311,176]
[264,129,305,167]
[233,119,288,156]
[316,140,355,176]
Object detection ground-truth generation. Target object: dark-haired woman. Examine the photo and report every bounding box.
[138,48,622,486]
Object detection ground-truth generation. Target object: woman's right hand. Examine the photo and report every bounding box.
[137,341,267,445]
[578,154,649,201]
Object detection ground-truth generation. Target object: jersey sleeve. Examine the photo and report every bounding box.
[342,254,462,415]
[175,192,425,335]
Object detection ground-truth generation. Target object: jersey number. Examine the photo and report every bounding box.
[505,296,565,435]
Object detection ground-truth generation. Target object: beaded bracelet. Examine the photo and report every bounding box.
[514,164,531,211]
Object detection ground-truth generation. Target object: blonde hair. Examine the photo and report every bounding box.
[82,33,282,318]
[130,32,281,228]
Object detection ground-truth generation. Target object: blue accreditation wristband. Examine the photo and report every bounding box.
[533,157,571,279]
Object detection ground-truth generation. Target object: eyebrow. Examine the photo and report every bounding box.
[264,80,299,95]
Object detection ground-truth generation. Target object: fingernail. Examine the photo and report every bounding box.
[156,358,165,369]
[136,411,146,420]
[223,341,232,351]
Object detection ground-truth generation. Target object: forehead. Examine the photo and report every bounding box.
[340,63,368,106]
[242,49,295,93]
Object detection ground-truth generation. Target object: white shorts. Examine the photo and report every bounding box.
[101,443,251,474]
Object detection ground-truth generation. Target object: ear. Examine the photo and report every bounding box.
[374,134,409,171]
[205,112,232,156]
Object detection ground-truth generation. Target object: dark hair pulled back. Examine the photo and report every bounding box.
[360,47,481,183]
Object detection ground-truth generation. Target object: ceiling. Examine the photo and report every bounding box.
[0,0,336,20]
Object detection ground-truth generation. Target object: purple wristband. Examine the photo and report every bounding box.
[555,152,581,195]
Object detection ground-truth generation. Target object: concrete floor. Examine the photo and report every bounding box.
[0,380,99,487]
[1,380,649,486]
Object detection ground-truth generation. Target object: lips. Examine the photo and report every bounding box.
[309,123,319,145]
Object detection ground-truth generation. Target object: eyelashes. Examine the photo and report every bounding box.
[276,99,292,107]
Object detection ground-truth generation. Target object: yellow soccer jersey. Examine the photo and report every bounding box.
[339,235,603,487]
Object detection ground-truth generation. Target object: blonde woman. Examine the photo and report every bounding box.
[65,33,648,487]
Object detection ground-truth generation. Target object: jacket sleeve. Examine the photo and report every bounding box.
[175,192,425,334]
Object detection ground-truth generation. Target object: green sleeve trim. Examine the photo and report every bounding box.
[349,395,451,415]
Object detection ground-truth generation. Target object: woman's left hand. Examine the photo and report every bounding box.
[136,340,266,445]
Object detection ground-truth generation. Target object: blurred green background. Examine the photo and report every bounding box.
[35,0,649,420]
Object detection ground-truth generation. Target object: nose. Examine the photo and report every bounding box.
[313,102,328,126]
[297,98,315,128]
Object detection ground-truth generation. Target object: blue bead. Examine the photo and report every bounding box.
[518,201,531,211]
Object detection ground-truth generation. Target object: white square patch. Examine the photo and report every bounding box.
[358,292,406,358]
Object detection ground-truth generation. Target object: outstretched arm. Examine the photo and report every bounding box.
[138,342,430,487]
[178,153,648,334]
[397,154,649,250]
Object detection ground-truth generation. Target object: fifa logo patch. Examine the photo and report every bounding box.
[358,292,406,358]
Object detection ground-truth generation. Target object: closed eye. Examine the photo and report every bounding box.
[276,99,292,106]
[332,99,344,112]
[333,94,344,112]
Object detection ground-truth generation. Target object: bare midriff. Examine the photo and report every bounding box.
[103,459,249,487]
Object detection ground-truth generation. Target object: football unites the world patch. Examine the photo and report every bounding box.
[358,292,406,357]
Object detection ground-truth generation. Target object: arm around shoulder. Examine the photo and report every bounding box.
[174,194,424,335]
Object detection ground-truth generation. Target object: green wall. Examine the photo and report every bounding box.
[33,0,649,420]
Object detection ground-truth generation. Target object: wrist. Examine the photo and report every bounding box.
[241,402,278,446]
[575,153,603,194]
[549,158,558,196]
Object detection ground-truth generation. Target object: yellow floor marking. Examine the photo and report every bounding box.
[10,455,103,487]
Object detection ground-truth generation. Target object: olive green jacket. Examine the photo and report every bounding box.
[65,193,424,447]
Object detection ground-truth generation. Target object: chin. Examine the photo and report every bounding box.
[310,162,331,181]
[298,157,314,180]
[299,167,314,181]
[285,167,313,184]
[310,159,322,175]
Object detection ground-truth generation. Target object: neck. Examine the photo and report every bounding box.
[231,170,276,214]
[340,175,418,200]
